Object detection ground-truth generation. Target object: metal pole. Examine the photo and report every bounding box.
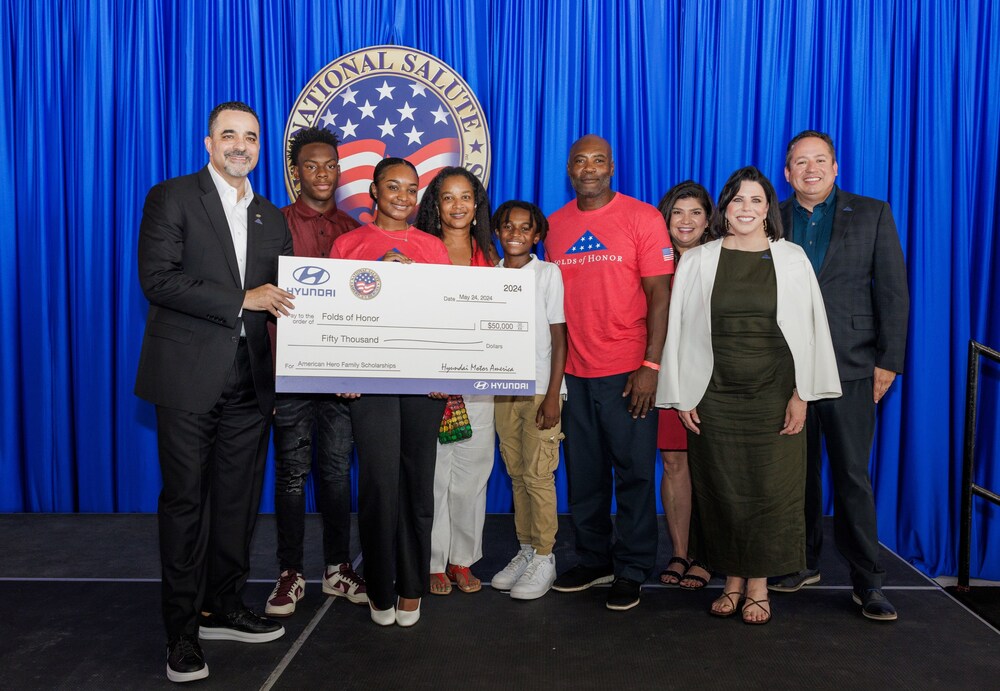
[957,340,979,592]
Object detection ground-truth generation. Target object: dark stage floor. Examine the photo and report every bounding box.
[0,514,997,690]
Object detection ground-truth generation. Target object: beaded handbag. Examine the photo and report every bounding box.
[439,395,473,444]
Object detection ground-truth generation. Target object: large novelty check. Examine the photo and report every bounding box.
[275,257,536,395]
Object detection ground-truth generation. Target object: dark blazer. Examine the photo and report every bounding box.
[135,166,293,414]
[780,189,909,382]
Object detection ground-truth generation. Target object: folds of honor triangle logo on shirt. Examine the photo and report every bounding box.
[565,230,607,254]
[562,229,673,264]
[284,46,491,224]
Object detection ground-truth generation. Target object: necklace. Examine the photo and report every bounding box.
[372,222,409,242]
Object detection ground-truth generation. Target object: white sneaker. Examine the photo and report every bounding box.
[510,553,556,600]
[491,546,535,591]
[265,569,305,616]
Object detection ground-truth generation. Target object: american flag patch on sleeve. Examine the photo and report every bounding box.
[662,247,674,261]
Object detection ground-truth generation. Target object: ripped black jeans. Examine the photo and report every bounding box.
[273,395,354,572]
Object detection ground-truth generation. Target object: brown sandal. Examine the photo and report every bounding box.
[446,564,481,593]
[742,597,771,625]
[429,572,452,596]
[709,590,743,618]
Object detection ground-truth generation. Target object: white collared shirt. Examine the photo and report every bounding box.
[207,164,254,334]
[206,163,254,287]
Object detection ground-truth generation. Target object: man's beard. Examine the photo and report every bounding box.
[223,150,254,178]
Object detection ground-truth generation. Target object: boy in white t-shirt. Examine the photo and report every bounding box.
[490,201,568,600]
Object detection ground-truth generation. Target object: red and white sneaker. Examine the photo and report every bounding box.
[322,563,368,604]
[265,569,305,617]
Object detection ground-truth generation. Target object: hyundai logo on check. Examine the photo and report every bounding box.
[473,381,490,390]
[293,266,331,286]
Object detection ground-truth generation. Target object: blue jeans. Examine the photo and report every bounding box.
[273,395,353,572]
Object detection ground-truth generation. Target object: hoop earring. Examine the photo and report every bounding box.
[725,218,731,232]
[763,218,768,236]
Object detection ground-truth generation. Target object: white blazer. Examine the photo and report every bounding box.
[656,238,842,411]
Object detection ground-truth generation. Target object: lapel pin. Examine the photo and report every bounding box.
[255,214,263,225]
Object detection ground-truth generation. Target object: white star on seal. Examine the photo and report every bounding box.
[338,86,359,105]
[409,82,428,97]
[404,126,424,145]
[375,81,395,100]
[320,112,337,128]
[397,102,417,121]
[339,118,359,139]
[377,118,397,138]
[358,99,377,119]
[430,105,449,124]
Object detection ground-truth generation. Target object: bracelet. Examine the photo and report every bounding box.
[641,360,661,371]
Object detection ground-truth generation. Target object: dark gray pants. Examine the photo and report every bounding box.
[804,377,885,590]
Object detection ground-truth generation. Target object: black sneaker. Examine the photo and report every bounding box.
[198,607,285,643]
[552,564,614,592]
[767,568,821,593]
[606,577,641,611]
[166,634,208,683]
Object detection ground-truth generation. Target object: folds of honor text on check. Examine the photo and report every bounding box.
[276,257,536,395]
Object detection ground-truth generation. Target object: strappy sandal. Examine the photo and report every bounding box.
[659,557,690,585]
[709,590,743,618]
[446,564,481,593]
[742,597,772,625]
[429,572,452,596]
[679,560,712,590]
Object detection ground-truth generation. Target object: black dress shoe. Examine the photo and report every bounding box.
[852,588,898,621]
[166,634,209,682]
[198,607,285,642]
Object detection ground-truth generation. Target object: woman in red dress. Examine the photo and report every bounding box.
[655,181,714,590]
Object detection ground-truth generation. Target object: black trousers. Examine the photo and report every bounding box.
[156,340,271,638]
[563,373,659,583]
[349,394,446,610]
[804,377,885,590]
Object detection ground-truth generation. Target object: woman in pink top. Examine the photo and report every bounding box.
[330,157,449,627]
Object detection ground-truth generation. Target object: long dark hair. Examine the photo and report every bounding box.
[414,167,494,256]
[710,166,783,241]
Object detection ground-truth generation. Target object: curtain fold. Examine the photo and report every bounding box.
[1,0,998,579]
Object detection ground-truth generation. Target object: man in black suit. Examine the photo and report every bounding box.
[136,101,295,682]
[769,130,909,621]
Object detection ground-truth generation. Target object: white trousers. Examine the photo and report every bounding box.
[430,395,496,572]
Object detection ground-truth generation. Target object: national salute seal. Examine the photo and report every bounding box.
[284,46,491,224]
[349,268,382,300]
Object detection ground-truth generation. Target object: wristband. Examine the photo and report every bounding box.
[641,360,661,371]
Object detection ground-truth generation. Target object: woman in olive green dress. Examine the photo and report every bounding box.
[655,167,841,624]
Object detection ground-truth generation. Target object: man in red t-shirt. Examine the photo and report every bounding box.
[265,127,367,618]
[545,135,674,611]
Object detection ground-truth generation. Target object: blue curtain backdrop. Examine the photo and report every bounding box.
[1,0,998,580]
